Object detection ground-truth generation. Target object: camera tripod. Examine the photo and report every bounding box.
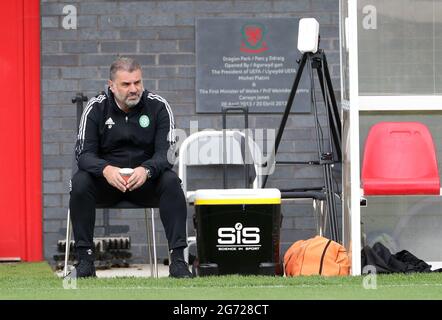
[262,49,342,243]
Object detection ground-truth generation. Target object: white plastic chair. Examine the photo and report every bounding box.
[178,130,263,199]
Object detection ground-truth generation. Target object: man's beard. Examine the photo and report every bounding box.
[125,94,142,108]
[114,90,142,108]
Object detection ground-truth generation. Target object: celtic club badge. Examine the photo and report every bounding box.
[240,23,268,53]
[139,115,150,128]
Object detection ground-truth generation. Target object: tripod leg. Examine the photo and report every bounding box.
[322,165,333,240]
[316,66,342,159]
[320,54,341,242]
[262,53,309,188]
[322,55,340,123]
[324,163,340,242]
[322,54,342,143]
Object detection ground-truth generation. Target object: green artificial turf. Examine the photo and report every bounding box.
[1,262,442,300]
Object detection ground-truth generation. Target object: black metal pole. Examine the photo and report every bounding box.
[326,164,340,240]
[72,92,88,131]
[323,54,341,131]
[323,54,342,152]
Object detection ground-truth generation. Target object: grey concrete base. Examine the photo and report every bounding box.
[56,264,171,278]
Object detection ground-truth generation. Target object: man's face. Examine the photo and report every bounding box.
[109,69,144,108]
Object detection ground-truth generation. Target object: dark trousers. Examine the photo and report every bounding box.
[69,169,188,251]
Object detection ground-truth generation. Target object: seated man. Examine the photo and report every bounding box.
[69,56,192,278]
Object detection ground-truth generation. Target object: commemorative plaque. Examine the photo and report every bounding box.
[196,18,310,113]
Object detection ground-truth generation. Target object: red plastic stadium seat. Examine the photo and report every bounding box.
[362,122,440,195]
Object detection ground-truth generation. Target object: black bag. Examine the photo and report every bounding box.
[361,242,441,274]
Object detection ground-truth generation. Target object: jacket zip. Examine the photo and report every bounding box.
[319,239,332,275]
[125,115,131,168]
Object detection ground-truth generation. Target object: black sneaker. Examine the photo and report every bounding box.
[72,259,96,278]
[71,248,96,278]
[169,259,193,278]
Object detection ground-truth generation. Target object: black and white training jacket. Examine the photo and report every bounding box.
[75,88,176,179]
